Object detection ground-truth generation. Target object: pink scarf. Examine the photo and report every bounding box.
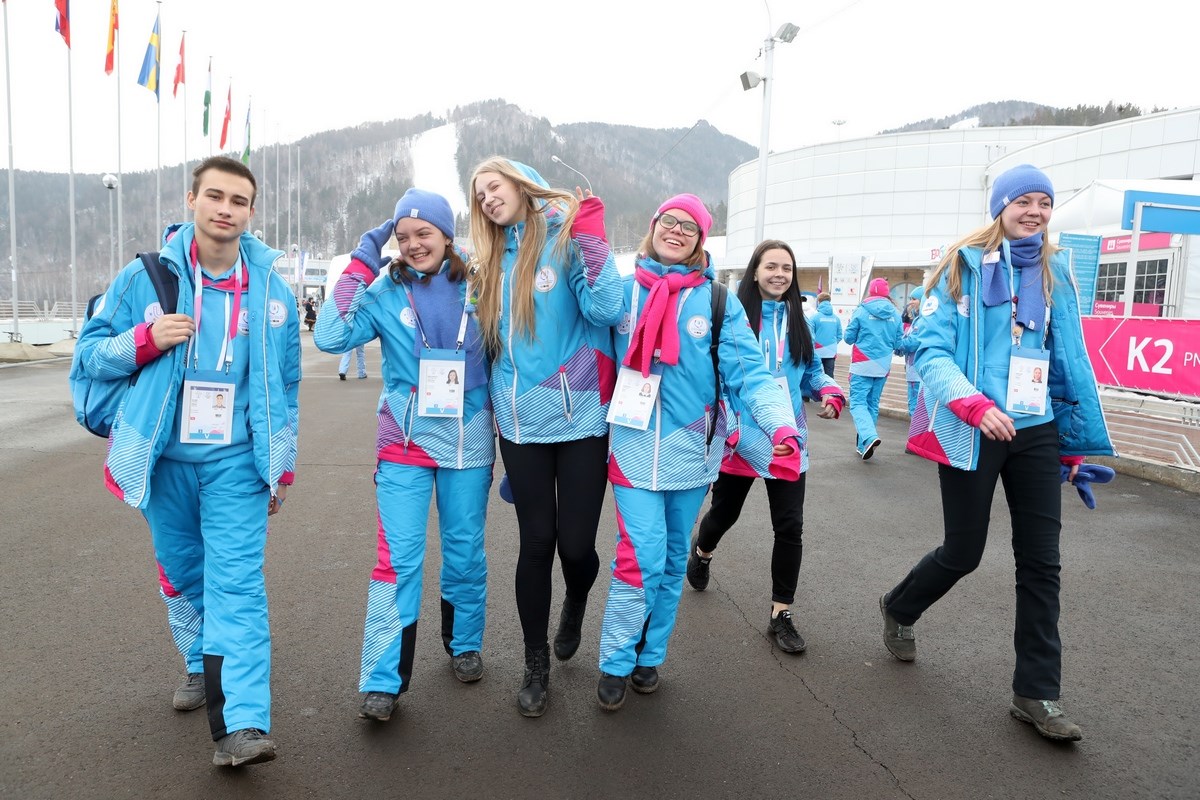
[623,267,707,377]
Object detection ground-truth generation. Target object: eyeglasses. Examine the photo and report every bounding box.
[657,213,700,237]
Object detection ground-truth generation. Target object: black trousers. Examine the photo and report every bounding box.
[697,472,807,605]
[884,422,1064,699]
[498,435,609,650]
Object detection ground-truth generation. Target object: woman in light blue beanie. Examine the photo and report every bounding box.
[880,163,1113,743]
[314,188,495,723]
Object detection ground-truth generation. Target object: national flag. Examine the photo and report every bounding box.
[172,32,185,97]
[219,85,231,149]
[136,12,160,99]
[241,99,251,164]
[54,0,70,47]
[104,0,118,74]
[202,58,212,135]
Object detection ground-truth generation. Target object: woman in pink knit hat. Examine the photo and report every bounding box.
[843,277,903,460]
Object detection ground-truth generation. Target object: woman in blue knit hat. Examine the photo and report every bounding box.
[469,157,624,717]
[881,164,1113,742]
[315,188,494,723]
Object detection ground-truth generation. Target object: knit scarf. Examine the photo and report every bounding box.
[980,233,1047,331]
[623,265,707,377]
[407,263,486,391]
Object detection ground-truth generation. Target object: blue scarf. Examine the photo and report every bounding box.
[406,264,486,391]
[980,233,1046,331]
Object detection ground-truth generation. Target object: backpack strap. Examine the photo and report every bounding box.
[707,281,727,447]
[137,252,179,315]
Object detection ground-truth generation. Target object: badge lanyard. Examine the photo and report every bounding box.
[1004,262,1051,417]
[186,254,243,373]
[763,307,787,374]
[403,285,471,354]
[406,284,471,419]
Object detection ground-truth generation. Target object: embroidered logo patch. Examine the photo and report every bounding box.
[686,315,710,338]
[957,294,971,318]
[237,309,250,336]
[144,302,164,324]
[617,312,632,335]
[399,307,417,328]
[920,295,939,317]
[268,299,288,328]
[535,266,557,293]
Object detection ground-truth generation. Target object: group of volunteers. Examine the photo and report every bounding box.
[71,155,1111,769]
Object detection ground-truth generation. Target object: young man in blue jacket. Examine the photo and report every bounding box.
[73,156,301,767]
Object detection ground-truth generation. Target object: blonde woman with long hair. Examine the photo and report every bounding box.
[469,157,623,717]
[882,165,1113,742]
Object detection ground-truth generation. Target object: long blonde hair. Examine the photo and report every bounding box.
[469,157,579,354]
[925,217,1057,303]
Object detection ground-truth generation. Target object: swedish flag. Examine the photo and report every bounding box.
[137,13,160,99]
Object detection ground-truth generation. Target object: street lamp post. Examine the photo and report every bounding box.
[741,22,799,246]
[102,174,118,284]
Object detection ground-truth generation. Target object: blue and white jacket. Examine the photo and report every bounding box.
[907,244,1114,470]
[722,299,845,477]
[809,299,843,360]
[489,186,624,444]
[844,296,903,377]
[74,225,300,509]
[608,258,800,492]
[314,253,494,470]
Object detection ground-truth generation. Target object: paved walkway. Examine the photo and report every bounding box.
[1,340,1197,799]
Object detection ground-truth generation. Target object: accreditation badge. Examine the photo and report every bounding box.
[607,365,663,431]
[181,378,236,444]
[1005,346,1050,416]
[418,348,466,418]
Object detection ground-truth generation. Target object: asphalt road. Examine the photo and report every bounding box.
[2,339,1197,799]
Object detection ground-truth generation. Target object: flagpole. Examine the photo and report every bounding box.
[181,30,188,220]
[65,27,79,336]
[2,0,19,340]
[116,17,125,271]
[154,1,162,234]
[274,133,280,251]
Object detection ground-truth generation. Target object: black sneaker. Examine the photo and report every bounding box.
[686,538,712,591]
[450,650,484,683]
[212,728,276,767]
[861,438,882,461]
[358,691,400,721]
[338,373,346,381]
[630,666,659,694]
[768,610,807,653]
[597,672,628,711]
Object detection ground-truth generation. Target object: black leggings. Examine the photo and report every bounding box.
[884,422,1063,698]
[498,435,609,649]
[697,472,807,605]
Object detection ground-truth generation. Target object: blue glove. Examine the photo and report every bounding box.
[498,473,514,504]
[351,219,395,277]
[1060,463,1116,509]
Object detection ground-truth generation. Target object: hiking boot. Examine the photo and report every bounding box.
[212,728,276,767]
[597,672,628,711]
[517,646,550,718]
[358,691,400,722]
[450,650,484,683]
[768,610,807,654]
[172,672,206,711]
[553,597,587,661]
[861,438,882,461]
[686,538,712,591]
[1010,695,1083,741]
[880,594,916,661]
[630,666,659,694]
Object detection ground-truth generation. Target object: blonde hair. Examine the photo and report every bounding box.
[469,157,579,353]
[925,217,1057,303]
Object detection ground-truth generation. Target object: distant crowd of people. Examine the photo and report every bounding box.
[70,156,1112,768]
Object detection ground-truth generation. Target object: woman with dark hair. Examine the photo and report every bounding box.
[688,240,845,653]
[315,189,494,723]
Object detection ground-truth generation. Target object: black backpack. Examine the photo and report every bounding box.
[70,253,180,438]
[707,280,727,447]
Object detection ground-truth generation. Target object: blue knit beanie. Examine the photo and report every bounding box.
[393,188,455,240]
[989,164,1054,219]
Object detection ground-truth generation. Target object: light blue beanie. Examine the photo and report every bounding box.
[393,188,455,240]
[990,164,1054,219]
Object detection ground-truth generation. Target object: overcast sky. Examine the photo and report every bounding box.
[2,0,1197,176]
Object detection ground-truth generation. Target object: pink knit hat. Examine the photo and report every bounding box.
[868,278,890,298]
[652,194,713,243]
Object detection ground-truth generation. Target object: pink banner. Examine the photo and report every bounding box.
[1100,232,1172,254]
[1081,316,1200,399]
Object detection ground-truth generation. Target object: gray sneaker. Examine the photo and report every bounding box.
[212,728,276,767]
[451,651,484,683]
[172,672,206,711]
[1010,695,1083,741]
[880,594,916,661]
[358,691,400,722]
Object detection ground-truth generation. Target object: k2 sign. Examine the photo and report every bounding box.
[1081,317,1200,399]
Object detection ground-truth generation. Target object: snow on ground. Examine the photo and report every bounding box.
[409,123,469,220]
